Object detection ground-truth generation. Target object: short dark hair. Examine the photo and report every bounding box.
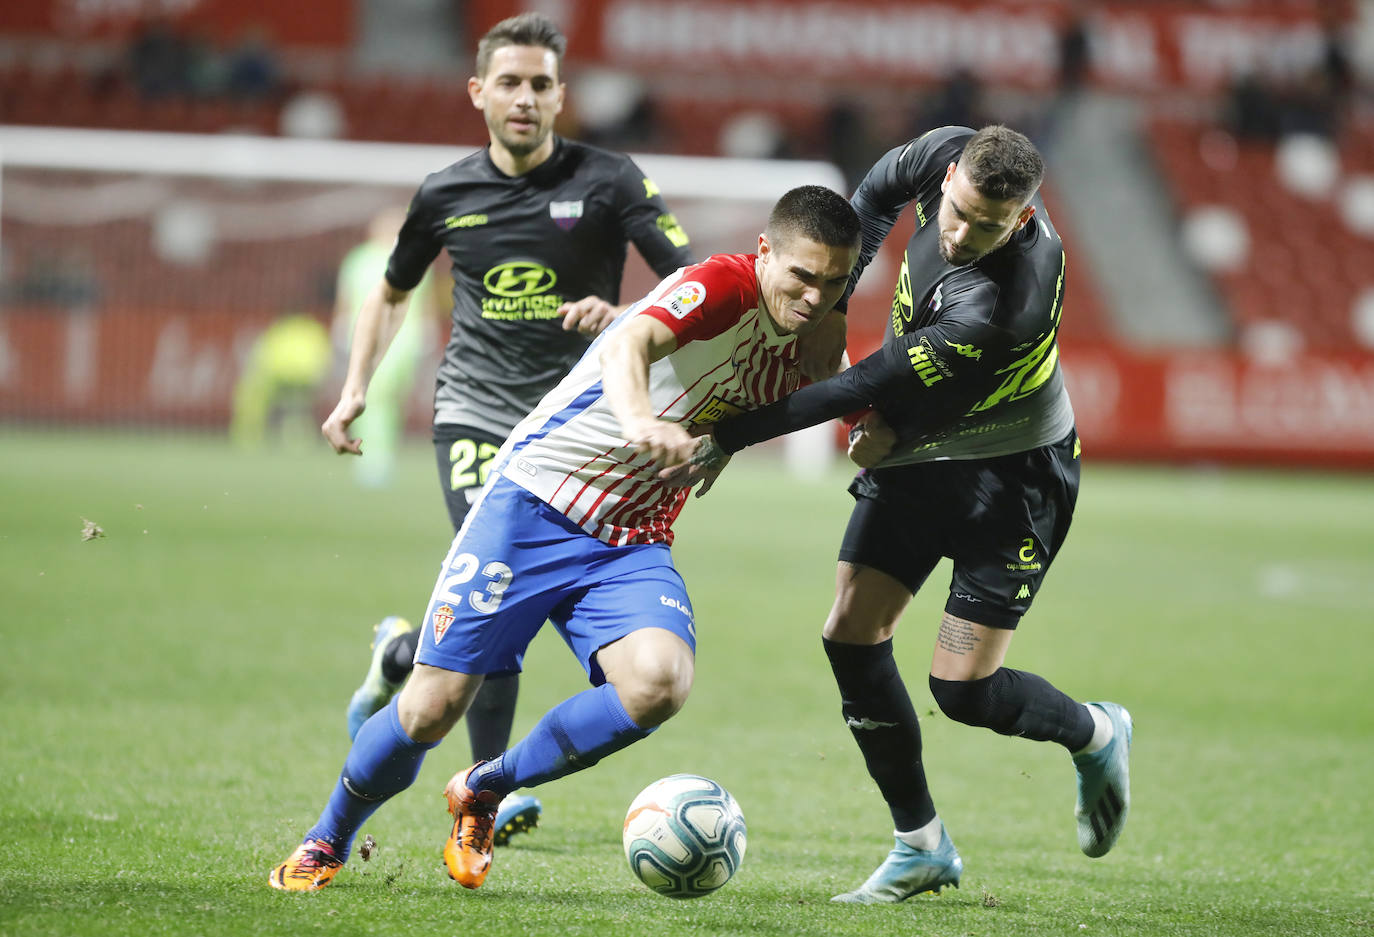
[766,185,861,251]
[958,125,1044,204]
[475,12,566,79]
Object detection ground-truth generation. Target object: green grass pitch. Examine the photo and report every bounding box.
[1,430,1370,936]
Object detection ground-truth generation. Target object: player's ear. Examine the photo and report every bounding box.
[940,161,957,192]
[554,81,566,115]
[468,75,484,109]
[1016,204,1036,230]
[757,232,772,263]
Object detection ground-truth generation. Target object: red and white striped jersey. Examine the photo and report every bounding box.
[495,252,802,546]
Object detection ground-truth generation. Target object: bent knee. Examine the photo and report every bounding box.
[617,655,693,728]
[929,673,999,728]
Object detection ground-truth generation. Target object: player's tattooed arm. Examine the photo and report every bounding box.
[656,434,730,497]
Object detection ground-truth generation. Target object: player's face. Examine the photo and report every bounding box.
[755,232,858,336]
[936,161,1036,266]
[469,45,564,162]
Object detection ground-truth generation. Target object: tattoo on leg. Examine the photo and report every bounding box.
[937,615,978,656]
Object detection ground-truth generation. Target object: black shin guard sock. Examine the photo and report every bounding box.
[466,673,520,763]
[380,628,419,685]
[823,637,936,831]
[929,668,1095,751]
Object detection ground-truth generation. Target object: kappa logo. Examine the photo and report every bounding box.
[945,340,983,360]
[664,281,706,319]
[1015,584,1032,600]
[846,716,899,731]
[432,603,455,645]
[549,200,583,231]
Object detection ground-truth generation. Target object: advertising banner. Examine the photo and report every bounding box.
[4,308,1373,468]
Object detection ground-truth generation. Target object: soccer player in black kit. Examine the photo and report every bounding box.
[699,125,1134,903]
[318,13,696,848]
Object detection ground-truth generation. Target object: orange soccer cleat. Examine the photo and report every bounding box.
[269,838,344,892]
[442,764,503,888]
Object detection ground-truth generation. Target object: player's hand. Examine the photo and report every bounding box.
[560,296,620,337]
[796,310,847,381]
[626,418,696,468]
[657,435,730,498]
[847,410,896,468]
[321,393,366,455]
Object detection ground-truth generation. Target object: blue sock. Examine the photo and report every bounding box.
[472,683,652,796]
[306,697,439,859]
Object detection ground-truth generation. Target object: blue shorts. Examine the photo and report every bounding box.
[415,475,697,683]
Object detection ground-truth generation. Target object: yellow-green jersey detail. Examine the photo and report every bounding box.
[711,126,1076,465]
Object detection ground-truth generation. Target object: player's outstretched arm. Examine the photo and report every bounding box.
[599,315,695,467]
[321,278,412,455]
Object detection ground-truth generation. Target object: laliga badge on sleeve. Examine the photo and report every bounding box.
[665,281,706,319]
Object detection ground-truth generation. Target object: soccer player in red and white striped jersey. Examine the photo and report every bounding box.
[270,185,860,892]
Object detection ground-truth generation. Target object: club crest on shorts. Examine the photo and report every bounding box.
[663,281,706,319]
[432,604,455,644]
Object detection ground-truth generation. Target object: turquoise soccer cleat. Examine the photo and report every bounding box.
[492,793,542,847]
[346,616,415,740]
[1073,701,1133,858]
[831,827,962,904]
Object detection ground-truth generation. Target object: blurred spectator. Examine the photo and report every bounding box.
[824,99,879,191]
[9,249,101,308]
[224,28,283,102]
[1057,2,1090,96]
[1281,67,1341,139]
[572,69,659,151]
[921,69,984,133]
[126,18,196,99]
[1225,72,1282,141]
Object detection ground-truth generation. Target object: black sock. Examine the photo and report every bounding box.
[823,637,936,832]
[380,629,419,685]
[466,673,520,763]
[929,668,1095,751]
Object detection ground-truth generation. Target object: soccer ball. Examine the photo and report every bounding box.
[622,774,747,899]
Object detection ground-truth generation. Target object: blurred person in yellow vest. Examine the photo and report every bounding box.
[331,207,436,487]
[229,311,331,447]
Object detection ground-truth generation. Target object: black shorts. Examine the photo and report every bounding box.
[433,424,507,533]
[838,430,1080,630]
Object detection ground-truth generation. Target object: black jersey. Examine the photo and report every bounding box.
[716,126,1074,465]
[386,137,694,438]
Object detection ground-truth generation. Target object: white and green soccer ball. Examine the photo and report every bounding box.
[622,774,747,899]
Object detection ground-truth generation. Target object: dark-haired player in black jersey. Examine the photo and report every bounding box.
[696,125,1133,903]
[317,12,698,850]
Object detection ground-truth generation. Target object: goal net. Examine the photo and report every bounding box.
[0,124,845,462]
